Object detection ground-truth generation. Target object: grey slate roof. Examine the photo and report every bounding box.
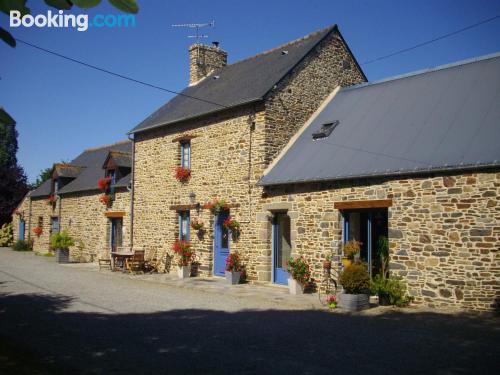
[31,141,132,198]
[259,53,500,186]
[103,151,132,168]
[129,25,363,134]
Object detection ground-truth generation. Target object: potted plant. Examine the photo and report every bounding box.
[225,252,243,285]
[286,256,311,295]
[326,295,337,310]
[342,239,362,267]
[175,166,191,182]
[172,239,194,278]
[50,230,75,263]
[338,263,371,311]
[371,274,412,307]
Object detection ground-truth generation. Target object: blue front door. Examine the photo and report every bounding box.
[110,218,123,251]
[273,213,291,284]
[18,219,25,241]
[214,210,229,276]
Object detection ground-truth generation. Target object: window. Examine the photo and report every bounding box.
[178,211,190,241]
[312,120,339,140]
[106,169,116,185]
[180,141,191,169]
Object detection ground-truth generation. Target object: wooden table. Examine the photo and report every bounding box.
[110,251,133,271]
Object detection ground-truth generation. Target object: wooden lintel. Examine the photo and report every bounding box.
[104,211,126,218]
[169,204,198,211]
[334,199,393,210]
[171,134,198,143]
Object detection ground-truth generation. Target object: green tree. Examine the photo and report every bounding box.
[1,0,139,47]
[31,166,53,190]
[0,108,29,225]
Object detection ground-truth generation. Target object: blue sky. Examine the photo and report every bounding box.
[1,0,500,182]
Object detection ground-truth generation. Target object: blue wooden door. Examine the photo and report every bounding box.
[110,218,123,251]
[18,219,25,241]
[213,210,229,276]
[273,213,291,284]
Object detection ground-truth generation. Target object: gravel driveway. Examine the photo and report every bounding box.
[0,249,499,375]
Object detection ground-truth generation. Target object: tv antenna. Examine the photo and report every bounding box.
[172,21,215,43]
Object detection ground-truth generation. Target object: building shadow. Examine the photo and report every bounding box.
[0,292,498,375]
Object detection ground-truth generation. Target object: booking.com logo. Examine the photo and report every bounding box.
[9,10,136,32]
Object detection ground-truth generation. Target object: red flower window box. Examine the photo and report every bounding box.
[175,167,191,182]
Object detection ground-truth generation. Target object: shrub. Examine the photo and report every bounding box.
[343,240,362,260]
[49,230,75,250]
[12,239,32,252]
[371,274,413,307]
[225,252,242,272]
[287,256,311,284]
[0,223,14,247]
[339,263,370,294]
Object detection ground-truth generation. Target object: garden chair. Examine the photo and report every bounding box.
[98,253,112,271]
[125,249,145,274]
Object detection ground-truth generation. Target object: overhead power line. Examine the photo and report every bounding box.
[14,38,229,109]
[361,14,500,65]
[13,13,500,109]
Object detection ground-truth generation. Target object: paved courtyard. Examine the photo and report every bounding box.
[0,248,498,374]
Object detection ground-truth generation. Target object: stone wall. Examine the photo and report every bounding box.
[59,189,130,261]
[132,28,366,279]
[258,171,500,311]
[264,29,366,165]
[11,194,30,243]
[133,106,267,275]
[14,189,130,260]
[28,197,56,253]
[189,43,227,85]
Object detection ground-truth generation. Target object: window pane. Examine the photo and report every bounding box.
[179,211,190,240]
[277,214,291,268]
[181,142,190,168]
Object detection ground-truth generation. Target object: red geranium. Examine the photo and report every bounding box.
[98,177,111,192]
[225,252,243,272]
[33,226,43,237]
[175,167,191,182]
[99,194,112,207]
[223,217,240,231]
[172,239,194,266]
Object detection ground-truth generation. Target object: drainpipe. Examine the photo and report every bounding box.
[27,192,32,241]
[127,133,135,248]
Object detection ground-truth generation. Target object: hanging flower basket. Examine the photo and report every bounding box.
[223,217,240,232]
[99,194,113,207]
[33,226,43,237]
[190,218,205,231]
[175,167,191,182]
[46,195,57,207]
[97,177,111,192]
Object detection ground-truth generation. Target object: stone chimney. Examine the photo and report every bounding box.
[189,42,227,85]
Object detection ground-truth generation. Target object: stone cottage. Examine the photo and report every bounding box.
[12,141,132,261]
[127,25,366,277]
[258,53,500,311]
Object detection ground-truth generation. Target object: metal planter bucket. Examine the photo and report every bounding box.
[338,293,370,311]
[56,248,70,263]
[225,271,241,285]
[177,265,191,279]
